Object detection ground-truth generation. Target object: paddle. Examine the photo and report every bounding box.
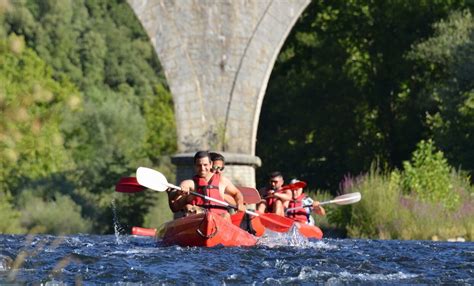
[285,192,362,213]
[115,177,145,193]
[116,177,261,206]
[134,167,294,231]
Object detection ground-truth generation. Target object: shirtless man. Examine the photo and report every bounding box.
[167,151,245,220]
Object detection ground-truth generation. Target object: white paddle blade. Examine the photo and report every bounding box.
[331,192,361,205]
[136,167,169,192]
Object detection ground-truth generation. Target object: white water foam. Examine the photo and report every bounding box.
[264,267,419,284]
[256,225,337,250]
[327,270,419,283]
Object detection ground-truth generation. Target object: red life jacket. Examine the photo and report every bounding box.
[286,192,310,223]
[191,173,227,215]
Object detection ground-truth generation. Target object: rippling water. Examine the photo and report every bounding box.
[0,230,472,285]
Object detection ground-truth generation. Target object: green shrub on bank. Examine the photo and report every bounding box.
[0,191,24,233]
[329,140,473,240]
[19,192,91,234]
[330,168,473,241]
[402,139,460,210]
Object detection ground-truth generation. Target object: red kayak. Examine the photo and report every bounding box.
[134,213,322,247]
[294,222,323,239]
[232,212,323,240]
[161,212,257,247]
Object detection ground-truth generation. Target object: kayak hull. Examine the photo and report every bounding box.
[161,212,257,247]
[295,222,323,239]
[249,213,323,239]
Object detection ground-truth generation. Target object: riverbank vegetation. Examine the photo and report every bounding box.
[324,140,473,240]
[1,0,472,240]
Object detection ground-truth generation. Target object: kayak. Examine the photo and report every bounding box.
[232,212,323,240]
[294,222,323,239]
[161,212,257,247]
[134,213,322,247]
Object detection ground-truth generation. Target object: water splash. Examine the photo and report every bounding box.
[257,225,311,248]
[111,198,126,245]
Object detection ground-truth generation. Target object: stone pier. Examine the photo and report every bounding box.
[128,0,310,186]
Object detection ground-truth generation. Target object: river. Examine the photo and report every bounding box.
[1,229,472,285]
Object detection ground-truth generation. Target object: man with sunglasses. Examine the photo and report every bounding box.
[257,171,292,216]
[167,151,245,220]
[210,152,225,174]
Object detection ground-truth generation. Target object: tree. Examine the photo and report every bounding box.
[408,10,474,178]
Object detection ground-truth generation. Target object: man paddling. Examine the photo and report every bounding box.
[167,151,245,220]
[257,171,292,216]
[285,179,325,225]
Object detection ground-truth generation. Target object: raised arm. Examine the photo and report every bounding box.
[273,189,293,202]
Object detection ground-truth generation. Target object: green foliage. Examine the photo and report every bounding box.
[0,191,24,233]
[330,159,473,240]
[402,139,460,209]
[18,192,91,234]
[143,83,177,165]
[408,10,474,178]
[142,192,174,229]
[1,0,176,234]
[257,0,468,190]
[0,32,79,192]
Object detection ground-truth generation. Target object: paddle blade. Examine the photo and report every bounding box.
[115,177,145,193]
[326,192,362,206]
[258,213,294,232]
[237,187,261,204]
[136,167,169,192]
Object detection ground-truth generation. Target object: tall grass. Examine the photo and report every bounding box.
[329,168,473,240]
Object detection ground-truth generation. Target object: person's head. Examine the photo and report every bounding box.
[269,171,284,190]
[193,151,212,177]
[210,152,225,173]
[290,178,303,193]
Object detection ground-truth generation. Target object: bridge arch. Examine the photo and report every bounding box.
[128,0,310,186]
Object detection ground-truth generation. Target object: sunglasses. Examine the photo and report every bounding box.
[212,165,225,171]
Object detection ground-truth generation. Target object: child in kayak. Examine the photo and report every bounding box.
[285,179,325,225]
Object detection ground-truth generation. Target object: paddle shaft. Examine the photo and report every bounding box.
[165,182,261,217]
[285,193,361,212]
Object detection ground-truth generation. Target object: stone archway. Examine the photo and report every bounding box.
[128,0,310,186]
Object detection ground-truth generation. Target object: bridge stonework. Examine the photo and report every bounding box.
[128,0,309,187]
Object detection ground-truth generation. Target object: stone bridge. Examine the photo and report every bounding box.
[128,0,310,187]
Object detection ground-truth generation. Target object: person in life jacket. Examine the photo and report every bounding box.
[257,171,292,216]
[285,179,326,225]
[210,152,233,206]
[167,151,245,221]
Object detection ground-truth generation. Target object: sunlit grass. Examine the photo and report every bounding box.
[331,168,473,241]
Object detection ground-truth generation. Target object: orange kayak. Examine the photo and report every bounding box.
[294,222,323,239]
[161,212,257,247]
[232,212,323,240]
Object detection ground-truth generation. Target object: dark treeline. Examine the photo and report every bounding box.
[257,0,474,191]
[1,0,473,235]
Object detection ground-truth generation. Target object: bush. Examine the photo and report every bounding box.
[402,139,460,210]
[19,192,91,234]
[0,191,24,233]
[331,160,473,240]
